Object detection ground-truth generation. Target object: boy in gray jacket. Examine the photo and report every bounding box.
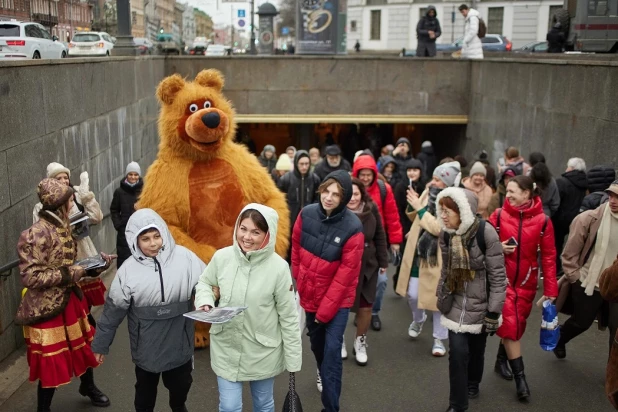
[92,209,206,412]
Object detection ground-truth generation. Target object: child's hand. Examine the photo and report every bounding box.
[94,353,105,363]
[198,305,212,312]
[213,286,220,301]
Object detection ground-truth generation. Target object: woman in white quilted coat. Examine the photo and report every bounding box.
[33,162,107,316]
[459,5,484,59]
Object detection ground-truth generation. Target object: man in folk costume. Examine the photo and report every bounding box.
[16,179,113,411]
[556,180,618,358]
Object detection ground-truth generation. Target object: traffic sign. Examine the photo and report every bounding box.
[238,19,246,27]
[237,9,245,18]
[282,27,290,35]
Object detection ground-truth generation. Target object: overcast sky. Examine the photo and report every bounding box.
[186,0,281,26]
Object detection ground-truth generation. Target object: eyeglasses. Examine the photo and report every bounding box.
[440,210,453,217]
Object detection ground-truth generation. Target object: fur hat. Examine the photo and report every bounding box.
[433,161,461,188]
[46,162,71,179]
[275,154,292,171]
[125,161,141,176]
[38,178,74,211]
[263,145,276,154]
[469,161,487,177]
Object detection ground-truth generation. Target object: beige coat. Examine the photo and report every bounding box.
[396,189,442,311]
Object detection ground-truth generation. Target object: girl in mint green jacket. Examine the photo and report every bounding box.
[195,203,302,412]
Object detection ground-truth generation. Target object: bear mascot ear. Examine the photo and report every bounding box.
[157,74,186,106]
[195,69,224,92]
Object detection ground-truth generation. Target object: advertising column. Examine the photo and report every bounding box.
[296,0,347,54]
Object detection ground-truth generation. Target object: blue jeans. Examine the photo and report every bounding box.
[306,309,349,412]
[372,271,388,314]
[217,376,275,412]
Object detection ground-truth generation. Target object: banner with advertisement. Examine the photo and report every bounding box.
[258,15,275,54]
[296,0,347,54]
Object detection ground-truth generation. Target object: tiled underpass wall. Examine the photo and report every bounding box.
[0,58,165,361]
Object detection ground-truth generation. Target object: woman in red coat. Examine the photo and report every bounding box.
[488,175,558,401]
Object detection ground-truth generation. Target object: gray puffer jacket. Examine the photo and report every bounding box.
[92,209,206,373]
[435,188,507,334]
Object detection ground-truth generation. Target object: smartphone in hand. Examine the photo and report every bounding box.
[506,237,518,246]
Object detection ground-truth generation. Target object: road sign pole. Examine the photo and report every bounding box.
[250,0,256,54]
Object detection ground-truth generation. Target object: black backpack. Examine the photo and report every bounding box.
[377,179,387,205]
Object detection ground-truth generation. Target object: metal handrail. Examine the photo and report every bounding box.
[0,259,19,279]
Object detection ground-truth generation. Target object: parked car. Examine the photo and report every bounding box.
[188,37,209,55]
[68,32,115,57]
[437,34,513,52]
[205,44,227,56]
[134,37,154,55]
[156,33,182,55]
[514,41,549,53]
[0,20,66,59]
[0,39,28,60]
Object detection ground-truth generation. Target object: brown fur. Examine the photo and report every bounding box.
[138,69,290,348]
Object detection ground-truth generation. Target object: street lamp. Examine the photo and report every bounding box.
[250,0,256,54]
[112,0,137,55]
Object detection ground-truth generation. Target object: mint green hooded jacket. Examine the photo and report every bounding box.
[195,203,302,382]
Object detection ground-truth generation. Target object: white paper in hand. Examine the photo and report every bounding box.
[183,307,247,324]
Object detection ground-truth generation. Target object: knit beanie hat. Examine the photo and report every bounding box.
[46,162,71,179]
[125,161,141,176]
[275,154,292,171]
[469,161,487,177]
[396,137,411,149]
[433,161,461,187]
[422,141,433,149]
[263,145,275,154]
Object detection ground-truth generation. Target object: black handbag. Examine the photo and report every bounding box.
[282,372,303,412]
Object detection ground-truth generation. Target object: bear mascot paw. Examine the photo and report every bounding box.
[137,69,290,348]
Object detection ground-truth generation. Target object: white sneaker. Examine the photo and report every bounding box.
[353,335,368,366]
[316,369,323,393]
[341,337,348,360]
[432,338,446,357]
[408,320,424,338]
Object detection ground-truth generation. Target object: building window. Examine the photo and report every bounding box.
[370,10,381,40]
[548,5,563,29]
[132,11,137,25]
[487,7,504,35]
[350,20,357,32]
[366,0,386,5]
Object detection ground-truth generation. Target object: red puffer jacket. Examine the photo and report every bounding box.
[352,155,404,245]
[489,197,558,341]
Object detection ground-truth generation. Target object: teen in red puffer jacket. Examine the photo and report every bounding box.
[488,175,558,401]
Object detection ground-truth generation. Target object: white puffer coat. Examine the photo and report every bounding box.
[461,9,484,59]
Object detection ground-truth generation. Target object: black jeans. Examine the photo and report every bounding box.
[560,281,618,350]
[448,330,488,411]
[134,359,193,412]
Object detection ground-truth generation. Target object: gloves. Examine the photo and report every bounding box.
[79,172,89,193]
[483,312,500,336]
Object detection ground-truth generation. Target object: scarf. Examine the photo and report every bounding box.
[446,217,480,293]
[582,206,618,296]
[417,186,442,267]
[124,178,139,187]
[349,201,365,215]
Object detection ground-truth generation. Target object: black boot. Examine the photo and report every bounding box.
[79,368,111,407]
[468,382,480,399]
[494,342,513,380]
[171,407,189,412]
[508,357,530,400]
[553,341,566,359]
[37,381,55,412]
[371,314,382,331]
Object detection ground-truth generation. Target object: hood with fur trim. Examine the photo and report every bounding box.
[436,188,478,235]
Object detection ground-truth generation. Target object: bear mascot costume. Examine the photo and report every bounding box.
[137,69,290,348]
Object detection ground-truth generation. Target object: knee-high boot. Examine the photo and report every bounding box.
[37,381,55,412]
[494,342,513,380]
[79,368,111,407]
[508,357,530,400]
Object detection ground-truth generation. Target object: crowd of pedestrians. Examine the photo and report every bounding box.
[13,139,618,412]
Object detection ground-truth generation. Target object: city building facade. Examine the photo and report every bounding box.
[194,7,213,38]
[347,0,564,51]
[131,0,145,38]
[182,3,195,45]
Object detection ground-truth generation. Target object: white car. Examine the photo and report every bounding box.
[0,20,67,59]
[205,44,227,56]
[0,39,28,60]
[68,32,115,57]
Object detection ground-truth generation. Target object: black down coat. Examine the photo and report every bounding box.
[352,201,389,312]
[553,170,588,230]
[110,178,143,268]
[278,151,321,231]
